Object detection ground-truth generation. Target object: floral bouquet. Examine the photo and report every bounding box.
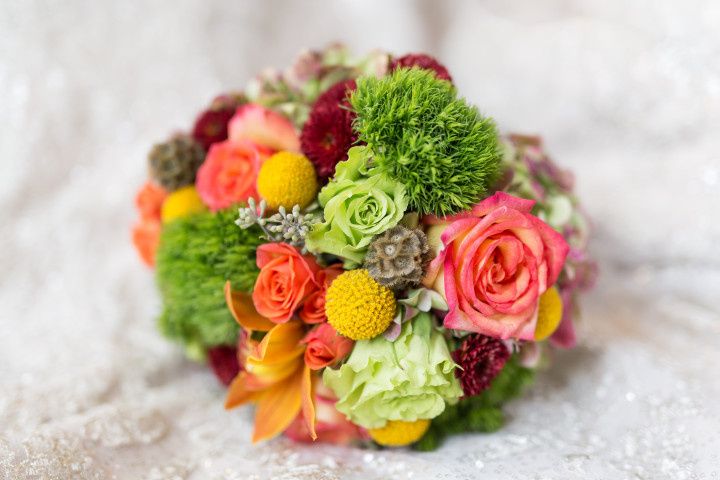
[131,45,596,450]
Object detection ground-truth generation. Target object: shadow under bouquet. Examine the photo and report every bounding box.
[131,45,597,450]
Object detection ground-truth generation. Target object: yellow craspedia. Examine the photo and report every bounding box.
[257,151,318,210]
[325,269,396,340]
[368,419,431,447]
[161,185,207,223]
[534,286,564,341]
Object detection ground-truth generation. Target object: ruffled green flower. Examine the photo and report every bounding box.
[306,146,408,267]
[322,313,462,429]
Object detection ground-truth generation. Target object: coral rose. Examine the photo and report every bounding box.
[299,265,343,324]
[195,139,270,211]
[252,243,322,324]
[424,192,569,340]
[131,181,166,267]
[135,181,166,220]
[302,322,354,370]
[131,218,162,267]
[228,104,300,152]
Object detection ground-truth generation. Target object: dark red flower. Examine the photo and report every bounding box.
[390,53,452,82]
[192,108,235,151]
[452,334,510,397]
[300,79,358,180]
[207,345,241,387]
[192,94,246,150]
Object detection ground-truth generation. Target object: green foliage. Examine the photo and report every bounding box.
[350,68,501,216]
[413,356,535,451]
[155,208,262,358]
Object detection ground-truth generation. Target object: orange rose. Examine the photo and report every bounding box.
[252,243,321,324]
[302,322,354,370]
[131,182,167,267]
[135,181,166,221]
[131,218,162,267]
[195,139,271,211]
[299,265,343,324]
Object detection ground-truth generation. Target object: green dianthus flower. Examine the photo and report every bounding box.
[322,313,462,429]
[351,68,501,216]
[155,208,262,359]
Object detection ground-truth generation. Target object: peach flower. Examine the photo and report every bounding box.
[284,380,367,445]
[252,243,321,324]
[131,182,167,267]
[131,219,162,267]
[299,265,343,324]
[229,104,300,152]
[135,181,166,220]
[424,192,569,340]
[195,139,270,211]
[302,322,354,370]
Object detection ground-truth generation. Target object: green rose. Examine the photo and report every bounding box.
[306,146,408,267]
[322,313,462,429]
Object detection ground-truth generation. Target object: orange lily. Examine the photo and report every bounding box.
[224,282,316,442]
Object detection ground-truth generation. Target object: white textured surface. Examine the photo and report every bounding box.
[1,1,719,478]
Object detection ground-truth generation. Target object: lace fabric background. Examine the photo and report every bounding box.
[1,1,718,478]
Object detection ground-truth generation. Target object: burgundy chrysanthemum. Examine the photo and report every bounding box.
[301,79,358,180]
[452,334,510,397]
[207,345,241,387]
[390,53,453,82]
[192,108,235,151]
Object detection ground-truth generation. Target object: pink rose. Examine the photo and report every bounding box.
[195,139,270,211]
[424,192,569,340]
[299,265,343,324]
[252,243,321,324]
[284,380,367,445]
[229,104,300,152]
[302,322,354,370]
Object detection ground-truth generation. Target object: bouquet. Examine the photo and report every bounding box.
[131,45,597,450]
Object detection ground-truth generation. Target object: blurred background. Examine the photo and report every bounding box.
[1,1,718,478]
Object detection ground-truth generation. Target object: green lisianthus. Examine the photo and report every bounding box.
[306,146,408,267]
[322,313,462,429]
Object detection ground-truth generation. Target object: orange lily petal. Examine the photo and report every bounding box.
[225,372,261,409]
[252,365,304,443]
[251,321,305,365]
[301,364,317,441]
[225,281,275,332]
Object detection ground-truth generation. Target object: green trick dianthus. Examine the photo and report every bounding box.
[350,68,501,216]
[155,208,262,359]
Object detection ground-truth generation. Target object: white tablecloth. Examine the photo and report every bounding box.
[1,1,718,478]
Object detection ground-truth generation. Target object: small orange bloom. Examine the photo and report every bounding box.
[299,265,343,324]
[135,181,167,221]
[302,323,353,370]
[132,219,162,267]
[131,182,167,267]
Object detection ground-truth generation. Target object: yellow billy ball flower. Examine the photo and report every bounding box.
[534,286,564,341]
[256,151,318,210]
[161,185,207,223]
[325,269,396,340]
[368,419,431,447]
